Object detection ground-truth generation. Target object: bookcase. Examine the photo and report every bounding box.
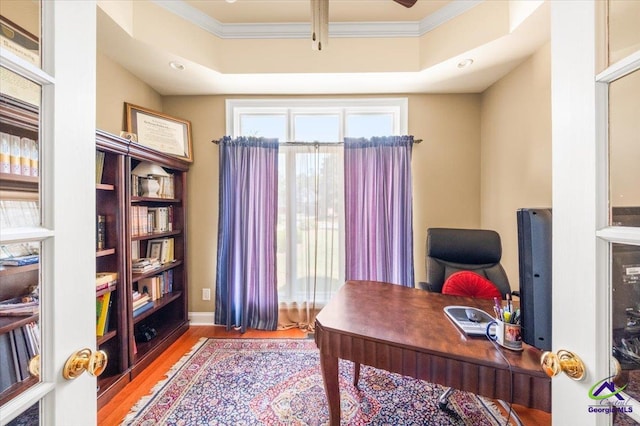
[95,130,129,406]
[126,142,189,378]
[0,95,41,405]
[94,130,190,407]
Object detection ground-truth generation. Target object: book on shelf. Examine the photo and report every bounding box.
[0,321,41,392]
[96,291,112,337]
[0,199,39,229]
[0,333,18,392]
[10,328,30,381]
[132,257,160,273]
[96,150,105,184]
[0,254,39,266]
[96,272,118,288]
[0,295,39,317]
[139,276,161,301]
[132,300,153,318]
[131,291,151,309]
[96,215,106,250]
[146,206,173,233]
[131,173,175,199]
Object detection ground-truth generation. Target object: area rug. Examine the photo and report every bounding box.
[121,338,508,425]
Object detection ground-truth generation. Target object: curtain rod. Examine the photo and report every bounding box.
[211,139,422,145]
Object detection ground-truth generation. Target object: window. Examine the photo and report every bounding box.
[227,98,407,303]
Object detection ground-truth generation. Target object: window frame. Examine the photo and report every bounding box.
[226,98,407,303]
[225,98,408,142]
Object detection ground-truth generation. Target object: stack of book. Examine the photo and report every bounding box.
[0,254,39,267]
[131,258,160,274]
[0,295,39,317]
[96,271,118,291]
[132,291,153,317]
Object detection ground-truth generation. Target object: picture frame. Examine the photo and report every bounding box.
[124,102,193,162]
[146,241,163,261]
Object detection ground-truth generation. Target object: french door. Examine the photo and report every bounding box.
[0,1,97,425]
[551,1,640,425]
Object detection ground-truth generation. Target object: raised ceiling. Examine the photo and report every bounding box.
[96,0,550,96]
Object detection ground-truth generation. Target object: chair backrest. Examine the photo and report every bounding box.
[425,228,511,298]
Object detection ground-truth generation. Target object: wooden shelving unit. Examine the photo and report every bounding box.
[95,130,190,406]
[126,141,189,379]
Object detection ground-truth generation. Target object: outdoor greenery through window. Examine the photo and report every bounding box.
[226,99,408,304]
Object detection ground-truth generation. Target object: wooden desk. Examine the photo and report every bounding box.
[314,280,551,425]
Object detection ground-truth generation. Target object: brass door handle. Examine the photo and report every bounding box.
[541,349,586,381]
[63,348,108,380]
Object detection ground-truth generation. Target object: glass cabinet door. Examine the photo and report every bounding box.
[2,1,97,424]
[1,1,46,424]
[598,1,640,424]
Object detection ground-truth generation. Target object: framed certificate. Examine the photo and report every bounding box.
[125,103,193,162]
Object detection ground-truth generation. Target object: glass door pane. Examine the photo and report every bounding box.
[1,2,46,423]
[0,75,42,410]
[0,0,41,68]
[609,69,640,226]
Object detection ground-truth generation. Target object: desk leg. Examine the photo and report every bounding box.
[319,350,340,426]
[353,362,361,389]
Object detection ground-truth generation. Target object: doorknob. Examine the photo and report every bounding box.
[28,354,40,378]
[540,349,586,381]
[63,348,108,380]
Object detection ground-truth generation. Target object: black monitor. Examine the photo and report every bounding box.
[516,208,552,351]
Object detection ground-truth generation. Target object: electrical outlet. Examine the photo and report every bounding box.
[202,288,211,301]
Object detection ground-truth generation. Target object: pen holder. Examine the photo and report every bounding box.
[486,320,523,351]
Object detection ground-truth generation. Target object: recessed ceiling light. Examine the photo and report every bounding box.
[457,58,474,69]
[226,0,237,3]
[169,61,185,71]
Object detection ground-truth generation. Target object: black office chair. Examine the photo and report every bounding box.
[417,227,512,299]
[417,228,521,424]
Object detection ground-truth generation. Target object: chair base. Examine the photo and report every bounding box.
[437,387,523,426]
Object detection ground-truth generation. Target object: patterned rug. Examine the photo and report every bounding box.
[121,338,508,425]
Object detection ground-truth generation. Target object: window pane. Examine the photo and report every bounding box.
[346,113,394,138]
[609,69,640,226]
[0,241,42,397]
[0,3,41,68]
[239,114,286,140]
[6,400,39,425]
[611,242,640,408]
[294,115,339,143]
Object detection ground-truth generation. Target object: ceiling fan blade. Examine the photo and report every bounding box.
[393,0,418,7]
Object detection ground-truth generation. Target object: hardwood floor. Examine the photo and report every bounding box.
[97,325,551,425]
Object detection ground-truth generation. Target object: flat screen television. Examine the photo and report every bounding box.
[516,208,552,351]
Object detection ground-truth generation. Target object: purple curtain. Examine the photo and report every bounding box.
[215,136,279,332]
[344,136,414,287]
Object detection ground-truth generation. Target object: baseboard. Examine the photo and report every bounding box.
[188,311,215,325]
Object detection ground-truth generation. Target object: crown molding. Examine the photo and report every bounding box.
[151,0,482,39]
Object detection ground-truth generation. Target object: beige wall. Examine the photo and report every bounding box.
[161,94,482,312]
[97,45,554,313]
[96,53,163,134]
[480,42,552,288]
[409,94,482,282]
